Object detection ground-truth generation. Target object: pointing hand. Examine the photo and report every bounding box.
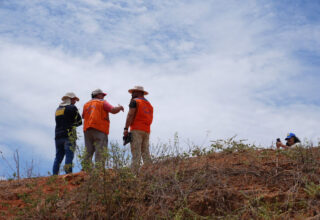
[118,104,124,112]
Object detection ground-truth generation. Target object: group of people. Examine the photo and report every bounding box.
[53,84,302,176]
[53,86,153,175]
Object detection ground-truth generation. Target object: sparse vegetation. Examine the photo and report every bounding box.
[0,137,320,219]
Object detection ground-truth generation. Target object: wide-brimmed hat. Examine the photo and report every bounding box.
[92,89,107,96]
[128,86,148,95]
[61,92,79,101]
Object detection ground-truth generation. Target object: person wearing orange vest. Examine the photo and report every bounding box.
[124,86,153,174]
[82,89,124,169]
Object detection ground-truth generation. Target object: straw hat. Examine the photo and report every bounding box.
[61,92,79,101]
[128,86,148,95]
[92,89,107,96]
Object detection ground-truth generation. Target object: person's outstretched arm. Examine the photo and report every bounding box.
[103,100,124,114]
[110,105,124,114]
[276,141,288,149]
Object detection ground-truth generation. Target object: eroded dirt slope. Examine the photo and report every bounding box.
[1,147,320,219]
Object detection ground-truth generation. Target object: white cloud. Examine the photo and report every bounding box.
[0,0,320,174]
[0,39,319,149]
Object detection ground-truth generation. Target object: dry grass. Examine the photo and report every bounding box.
[1,141,320,219]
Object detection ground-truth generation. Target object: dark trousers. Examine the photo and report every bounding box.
[52,137,75,175]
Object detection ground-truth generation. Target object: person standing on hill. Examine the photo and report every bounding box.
[82,89,124,169]
[124,86,153,174]
[53,92,82,175]
[276,133,301,149]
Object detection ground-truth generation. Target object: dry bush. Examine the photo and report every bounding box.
[8,138,320,219]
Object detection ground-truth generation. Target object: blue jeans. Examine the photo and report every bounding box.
[53,137,75,175]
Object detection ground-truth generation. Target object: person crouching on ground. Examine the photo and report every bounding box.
[124,86,153,175]
[276,133,301,149]
[53,92,82,175]
[82,89,124,169]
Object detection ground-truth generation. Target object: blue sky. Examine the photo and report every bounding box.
[0,0,320,178]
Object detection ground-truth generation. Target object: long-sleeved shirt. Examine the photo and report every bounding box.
[55,104,82,140]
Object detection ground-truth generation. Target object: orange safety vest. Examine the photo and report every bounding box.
[130,98,153,133]
[82,99,110,134]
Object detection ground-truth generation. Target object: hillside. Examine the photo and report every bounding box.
[1,144,320,219]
